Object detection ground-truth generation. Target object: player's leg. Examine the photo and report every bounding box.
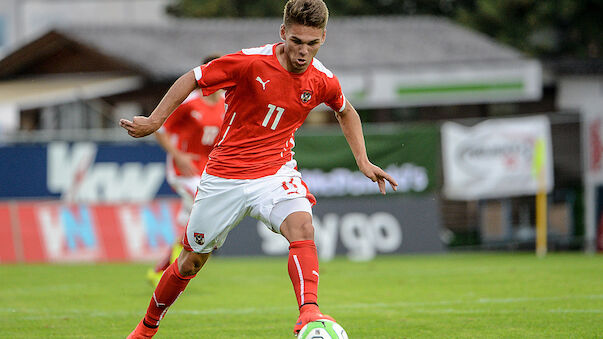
[280,210,318,307]
[147,176,198,287]
[128,250,209,339]
[129,173,247,338]
[248,165,333,335]
[277,207,335,334]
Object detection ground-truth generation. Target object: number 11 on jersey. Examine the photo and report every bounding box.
[262,104,285,130]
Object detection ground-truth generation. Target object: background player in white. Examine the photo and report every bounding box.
[120,1,398,337]
[147,55,224,287]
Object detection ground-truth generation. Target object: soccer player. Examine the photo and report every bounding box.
[146,54,225,287]
[120,0,398,337]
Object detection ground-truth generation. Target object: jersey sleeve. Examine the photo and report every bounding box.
[192,52,247,96]
[323,74,346,113]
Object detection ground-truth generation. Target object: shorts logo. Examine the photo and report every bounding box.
[301,90,312,103]
[194,233,205,246]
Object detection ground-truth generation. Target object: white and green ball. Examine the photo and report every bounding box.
[297,319,348,339]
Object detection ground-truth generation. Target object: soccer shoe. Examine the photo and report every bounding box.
[146,268,163,288]
[126,319,158,339]
[293,304,335,335]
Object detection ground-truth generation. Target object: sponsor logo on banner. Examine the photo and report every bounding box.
[47,142,165,202]
[117,202,178,261]
[301,164,428,197]
[456,137,533,177]
[0,200,181,263]
[36,204,101,262]
[257,211,403,261]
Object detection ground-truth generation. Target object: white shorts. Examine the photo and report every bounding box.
[183,161,314,253]
[166,174,201,227]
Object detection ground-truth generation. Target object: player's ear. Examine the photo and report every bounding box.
[280,24,286,41]
[321,28,326,45]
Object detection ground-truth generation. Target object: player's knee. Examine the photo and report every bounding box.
[280,211,315,242]
[296,221,315,240]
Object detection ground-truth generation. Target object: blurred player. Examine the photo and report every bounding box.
[120,0,398,337]
[146,54,225,287]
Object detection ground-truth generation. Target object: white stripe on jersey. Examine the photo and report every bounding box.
[193,66,202,81]
[242,44,275,55]
[311,58,334,78]
[227,112,236,125]
[217,112,237,146]
[339,93,347,112]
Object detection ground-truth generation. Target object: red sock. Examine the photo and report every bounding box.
[153,248,172,273]
[288,240,319,309]
[143,259,195,327]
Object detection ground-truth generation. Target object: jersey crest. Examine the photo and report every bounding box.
[300,90,312,103]
[194,232,205,245]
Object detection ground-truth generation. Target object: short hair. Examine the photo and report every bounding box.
[203,54,222,65]
[283,0,329,30]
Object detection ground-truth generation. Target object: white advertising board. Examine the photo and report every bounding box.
[442,116,554,200]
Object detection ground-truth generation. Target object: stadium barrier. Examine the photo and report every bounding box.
[0,125,440,201]
[0,195,444,263]
[0,125,443,262]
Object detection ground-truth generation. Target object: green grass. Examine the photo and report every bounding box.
[1,253,603,338]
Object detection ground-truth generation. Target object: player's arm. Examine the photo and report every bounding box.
[154,130,199,177]
[120,70,198,138]
[335,100,398,194]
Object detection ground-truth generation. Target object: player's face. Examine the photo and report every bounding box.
[280,23,326,73]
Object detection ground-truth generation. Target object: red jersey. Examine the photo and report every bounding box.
[193,43,346,179]
[161,91,225,176]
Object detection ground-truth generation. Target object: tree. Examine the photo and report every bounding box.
[166,0,457,18]
[167,0,286,17]
[454,0,601,57]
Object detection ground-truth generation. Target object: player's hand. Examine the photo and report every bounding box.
[174,152,200,177]
[359,161,398,195]
[119,116,160,138]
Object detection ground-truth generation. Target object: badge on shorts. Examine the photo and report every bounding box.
[194,233,205,245]
[300,90,312,103]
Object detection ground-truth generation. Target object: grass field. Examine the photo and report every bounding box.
[1,253,603,338]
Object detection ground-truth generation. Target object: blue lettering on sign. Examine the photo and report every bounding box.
[61,206,97,250]
[141,203,175,248]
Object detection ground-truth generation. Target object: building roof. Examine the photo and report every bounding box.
[0,16,524,81]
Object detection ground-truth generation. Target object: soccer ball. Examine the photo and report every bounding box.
[297,319,348,339]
